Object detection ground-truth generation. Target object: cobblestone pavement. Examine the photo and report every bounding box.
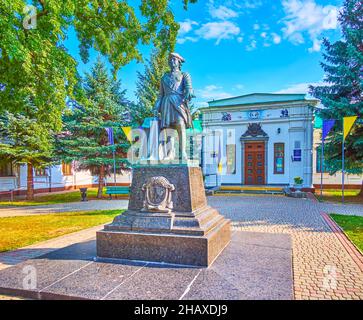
[0,195,362,300]
[319,201,363,216]
[208,196,363,300]
[0,200,129,217]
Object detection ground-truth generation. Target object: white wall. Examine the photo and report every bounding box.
[202,102,313,187]
[0,163,132,192]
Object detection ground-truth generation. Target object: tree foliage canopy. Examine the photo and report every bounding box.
[310,0,363,174]
[55,57,130,175]
[0,0,197,131]
[0,111,54,167]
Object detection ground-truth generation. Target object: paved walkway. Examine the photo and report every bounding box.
[319,201,363,216]
[0,195,362,300]
[0,200,129,217]
[208,196,363,300]
[0,225,103,271]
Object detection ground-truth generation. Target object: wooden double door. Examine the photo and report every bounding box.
[244,141,265,185]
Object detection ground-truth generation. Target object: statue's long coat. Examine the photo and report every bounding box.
[155,71,193,129]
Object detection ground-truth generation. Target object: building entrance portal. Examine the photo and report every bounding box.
[244,141,265,185]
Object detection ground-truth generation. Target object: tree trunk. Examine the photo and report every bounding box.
[27,163,34,200]
[97,165,105,198]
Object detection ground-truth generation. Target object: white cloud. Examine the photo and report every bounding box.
[235,0,264,10]
[281,0,339,52]
[271,32,281,44]
[196,85,232,100]
[253,23,260,30]
[177,19,199,44]
[179,19,198,35]
[209,4,239,20]
[177,36,199,44]
[237,36,244,43]
[308,38,322,52]
[275,81,327,94]
[195,21,240,45]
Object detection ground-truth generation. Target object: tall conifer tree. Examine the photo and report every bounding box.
[310,0,362,177]
[56,58,130,198]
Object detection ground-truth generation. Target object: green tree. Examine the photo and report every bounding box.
[0,0,196,197]
[310,0,363,178]
[0,0,196,134]
[56,58,130,198]
[0,111,54,200]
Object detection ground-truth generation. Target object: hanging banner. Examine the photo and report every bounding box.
[217,134,223,174]
[343,116,357,140]
[121,126,132,142]
[322,119,336,141]
[105,127,114,145]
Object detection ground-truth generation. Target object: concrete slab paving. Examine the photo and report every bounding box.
[0,231,293,300]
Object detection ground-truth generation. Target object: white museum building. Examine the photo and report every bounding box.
[200,93,319,189]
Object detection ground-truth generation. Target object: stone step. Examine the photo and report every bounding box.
[215,189,284,195]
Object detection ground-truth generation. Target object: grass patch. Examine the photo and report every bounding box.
[0,188,114,207]
[317,189,362,204]
[330,214,363,252]
[0,209,121,252]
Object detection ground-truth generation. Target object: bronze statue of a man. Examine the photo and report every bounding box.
[154,52,194,160]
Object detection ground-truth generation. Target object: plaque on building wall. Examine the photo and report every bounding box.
[247,110,263,120]
[293,149,301,162]
[226,144,236,174]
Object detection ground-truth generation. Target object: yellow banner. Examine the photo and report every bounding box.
[121,126,132,142]
[218,161,223,174]
[343,116,357,140]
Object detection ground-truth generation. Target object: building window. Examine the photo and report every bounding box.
[0,162,14,177]
[316,146,329,173]
[274,143,285,174]
[35,168,47,176]
[62,162,72,176]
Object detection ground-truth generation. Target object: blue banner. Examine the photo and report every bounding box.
[322,119,336,141]
[105,127,114,145]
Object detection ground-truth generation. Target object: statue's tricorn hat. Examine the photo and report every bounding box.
[169,52,185,63]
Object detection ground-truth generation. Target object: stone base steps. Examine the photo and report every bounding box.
[214,185,285,195]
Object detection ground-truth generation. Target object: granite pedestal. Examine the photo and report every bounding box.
[97,164,231,266]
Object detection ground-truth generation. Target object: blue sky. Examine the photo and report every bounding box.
[65,0,343,108]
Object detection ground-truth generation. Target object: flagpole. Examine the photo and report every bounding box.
[342,131,345,203]
[320,139,324,199]
[112,147,116,186]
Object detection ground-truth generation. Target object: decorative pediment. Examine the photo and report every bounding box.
[241,123,268,140]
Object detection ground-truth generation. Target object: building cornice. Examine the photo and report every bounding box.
[200,100,318,113]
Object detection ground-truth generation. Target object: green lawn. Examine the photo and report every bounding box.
[0,188,115,207]
[330,214,363,252]
[318,189,362,204]
[0,209,121,252]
